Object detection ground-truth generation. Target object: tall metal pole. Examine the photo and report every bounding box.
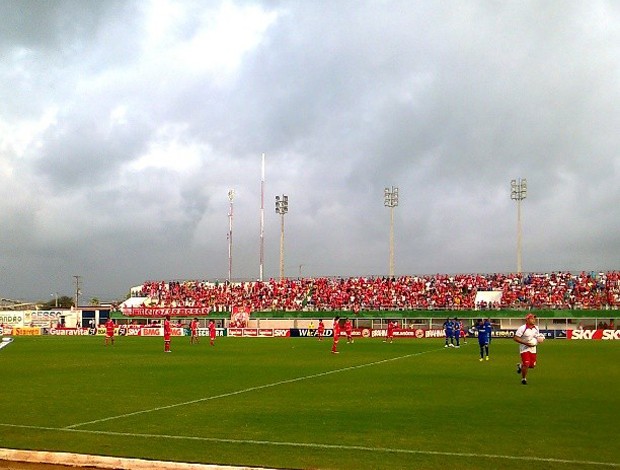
[259,154,265,282]
[280,210,285,279]
[384,186,399,277]
[228,189,235,282]
[510,178,527,274]
[275,195,288,280]
[73,275,81,309]
[390,205,395,276]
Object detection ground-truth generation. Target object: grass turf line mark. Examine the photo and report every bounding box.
[0,424,618,468]
[65,348,439,429]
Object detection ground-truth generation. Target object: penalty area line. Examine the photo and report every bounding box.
[65,347,440,429]
[0,423,618,468]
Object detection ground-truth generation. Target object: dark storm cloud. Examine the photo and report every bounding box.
[0,0,619,302]
[0,1,117,49]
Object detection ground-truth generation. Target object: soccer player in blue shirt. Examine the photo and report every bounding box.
[443,317,454,347]
[484,318,493,344]
[474,319,490,361]
[453,317,462,348]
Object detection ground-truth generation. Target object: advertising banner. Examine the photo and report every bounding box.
[227,328,289,337]
[12,327,41,336]
[0,312,24,327]
[292,328,370,338]
[25,310,63,327]
[371,328,446,339]
[567,329,620,340]
[120,306,211,317]
[50,328,90,336]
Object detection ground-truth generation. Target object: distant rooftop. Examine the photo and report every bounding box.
[0,297,40,310]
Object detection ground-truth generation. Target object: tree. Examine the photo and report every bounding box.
[90,297,100,306]
[40,296,74,309]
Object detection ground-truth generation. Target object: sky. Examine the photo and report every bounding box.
[1,0,619,303]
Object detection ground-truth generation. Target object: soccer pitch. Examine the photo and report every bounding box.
[1,336,618,469]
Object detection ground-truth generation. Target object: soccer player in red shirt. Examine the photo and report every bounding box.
[208,319,216,346]
[105,318,115,346]
[317,319,325,341]
[384,320,395,343]
[331,316,341,354]
[190,317,199,344]
[344,317,354,343]
[163,315,172,353]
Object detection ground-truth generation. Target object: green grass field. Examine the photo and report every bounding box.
[1,335,618,469]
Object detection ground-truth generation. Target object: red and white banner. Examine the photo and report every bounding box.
[230,306,251,327]
[567,329,620,340]
[120,306,211,317]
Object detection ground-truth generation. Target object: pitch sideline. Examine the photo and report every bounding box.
[0,425,618,468]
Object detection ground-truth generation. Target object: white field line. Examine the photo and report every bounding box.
[0,424,618,468]
[64,348,439,429]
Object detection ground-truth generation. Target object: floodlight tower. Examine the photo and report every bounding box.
[384,186,399,277]
[275,195,289,280]
[227,189,235,282]
[510,178,527,274]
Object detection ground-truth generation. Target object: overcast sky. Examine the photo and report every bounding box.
[1,0,619,302]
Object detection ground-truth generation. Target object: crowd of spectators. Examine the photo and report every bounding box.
[132,271,620,313]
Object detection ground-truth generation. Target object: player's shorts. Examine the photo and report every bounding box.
[164,334,171,341]
[478,339,488,346]
[106,332,114,338]
[520,351,537,368]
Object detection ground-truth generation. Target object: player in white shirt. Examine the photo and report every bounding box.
[513,313,541,385]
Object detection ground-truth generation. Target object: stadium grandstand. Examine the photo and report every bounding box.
[120,271,620,313]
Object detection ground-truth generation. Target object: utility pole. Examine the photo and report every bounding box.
[259,153,265,281]
[73,275,82,309]
[228,189,235,282]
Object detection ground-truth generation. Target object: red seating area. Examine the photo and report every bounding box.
[134,271,620,312]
